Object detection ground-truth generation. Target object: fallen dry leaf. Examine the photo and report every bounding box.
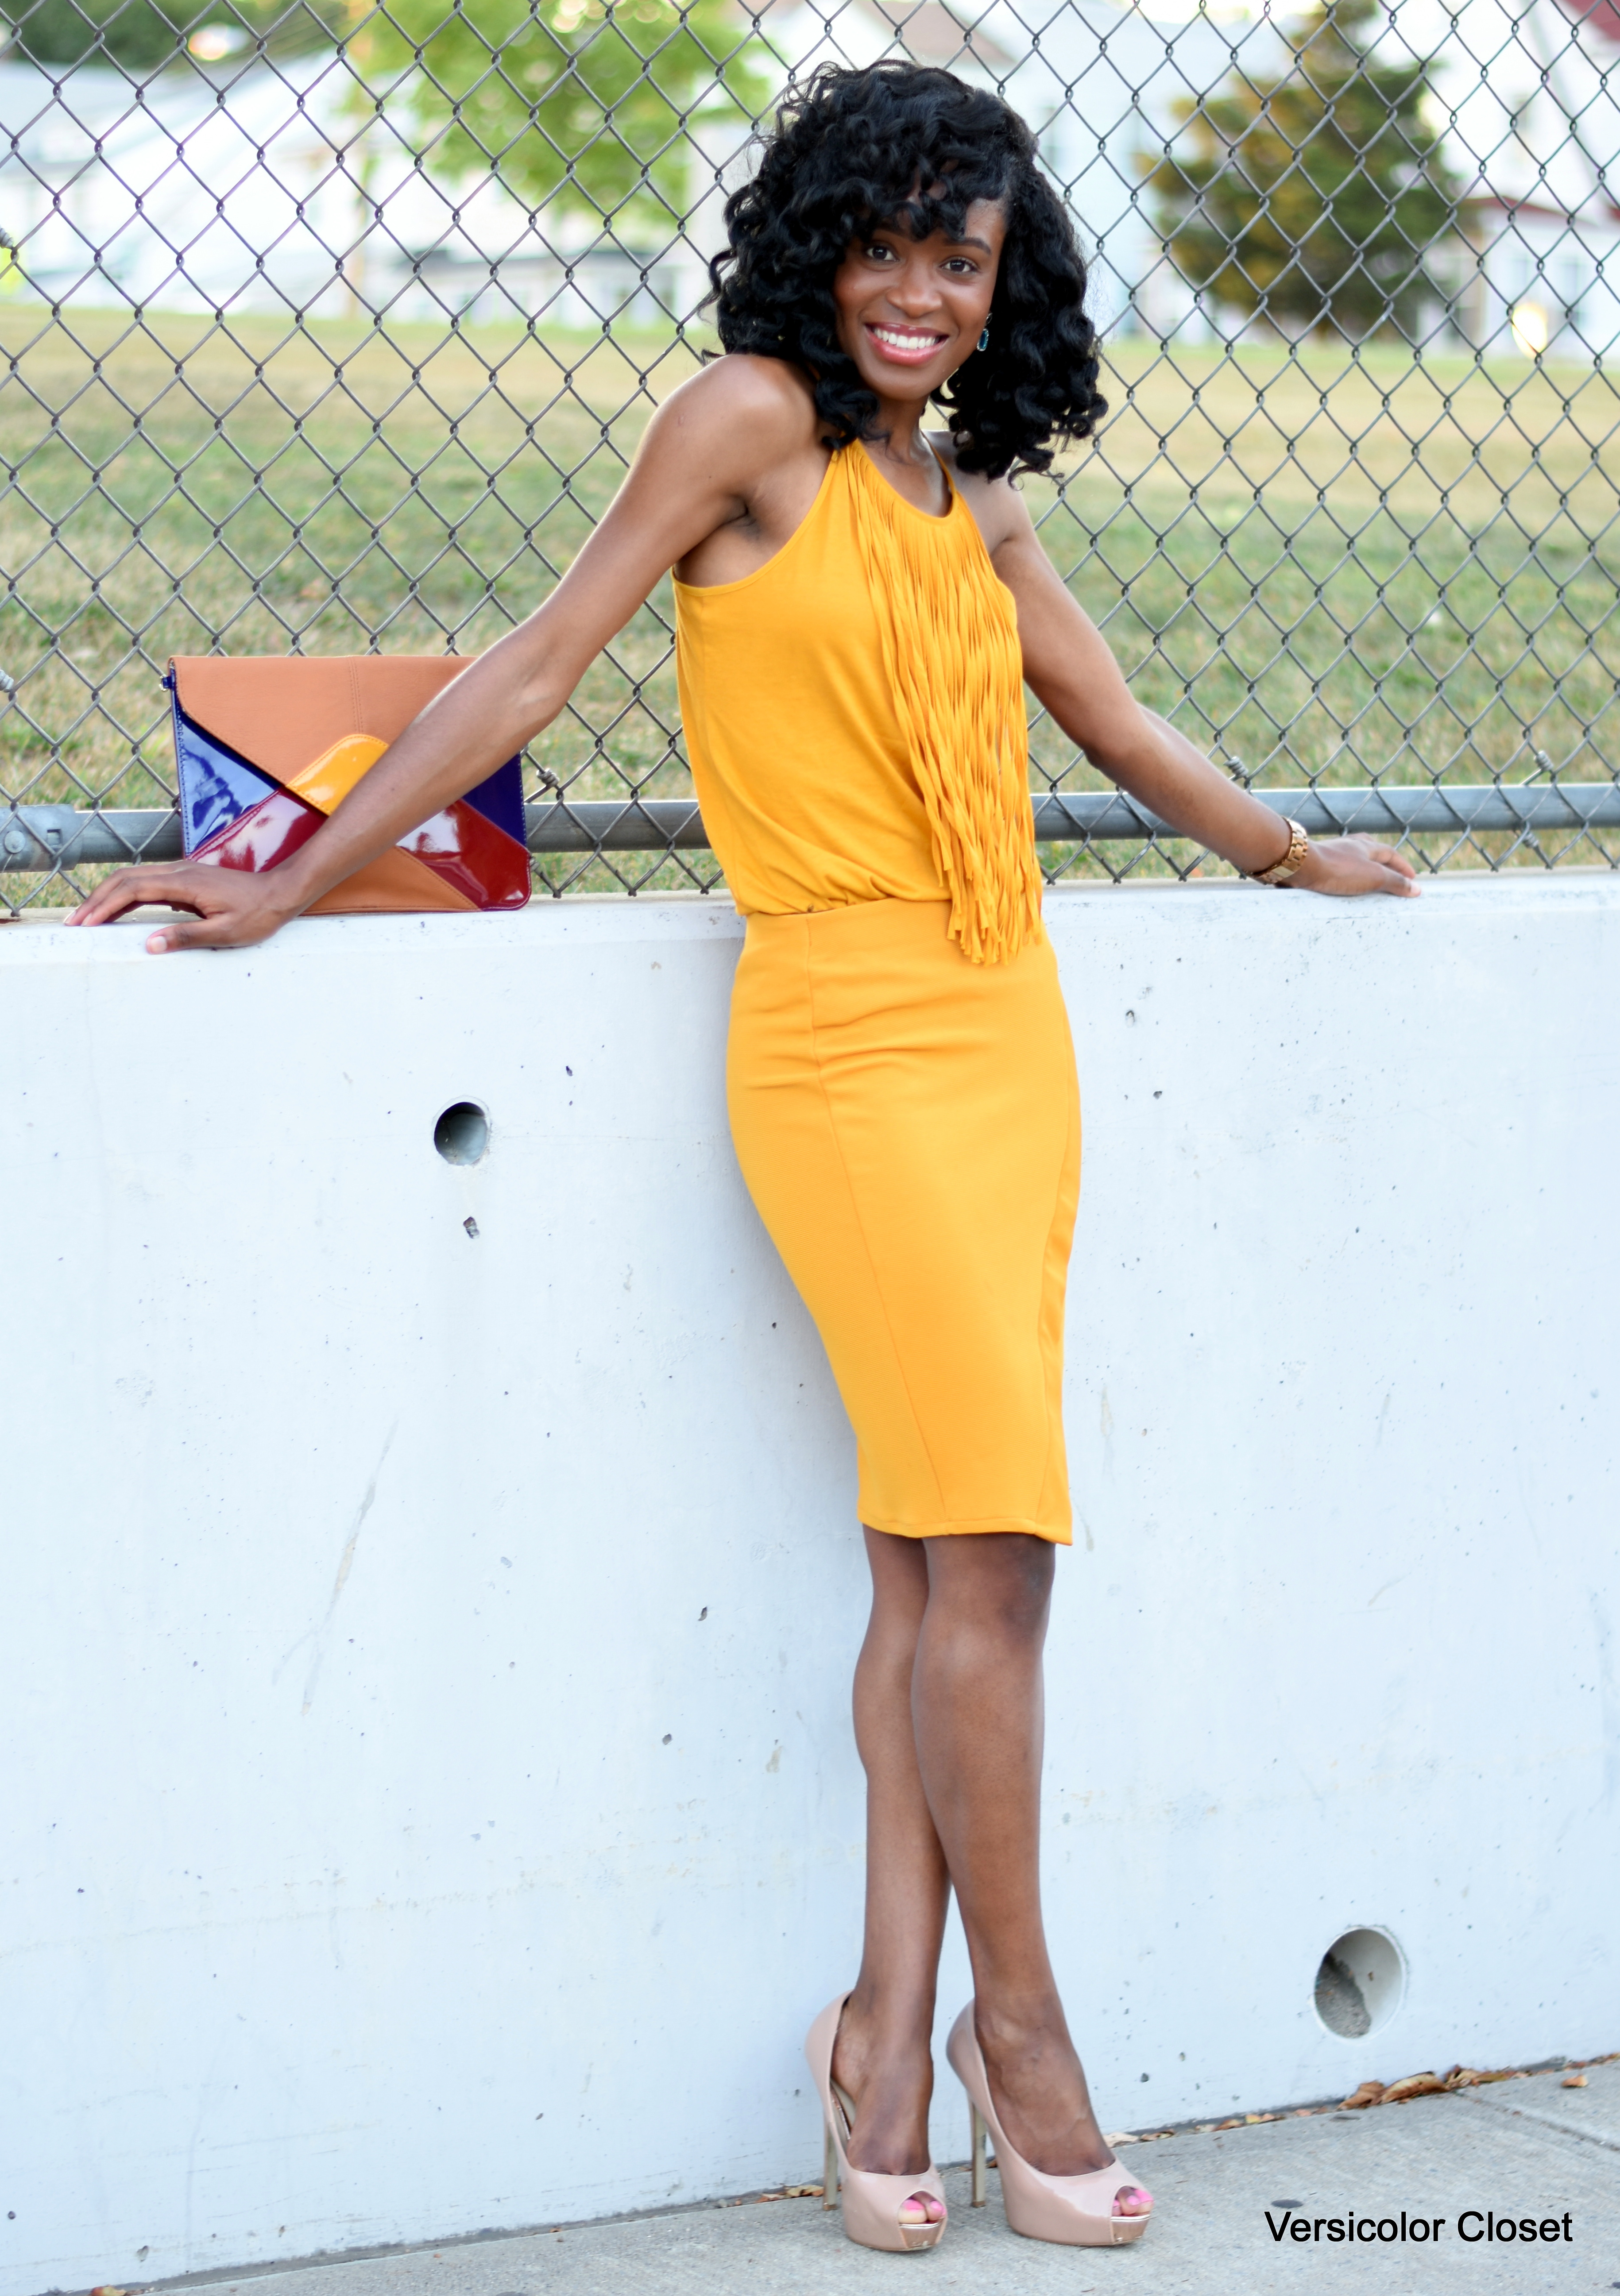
[783,2184,823,2197]
[1341,2081,1386,2110]
[1105,2131,1139,2144]
[1562,2075,1588,2089]
[1382,2073,1450,2103]
[1214,2117,1244,2130]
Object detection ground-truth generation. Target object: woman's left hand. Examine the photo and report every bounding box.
[1289,835,1420,899]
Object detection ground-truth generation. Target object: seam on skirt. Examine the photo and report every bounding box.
[1032,1028,1080,1525]
[802,914,951,1523]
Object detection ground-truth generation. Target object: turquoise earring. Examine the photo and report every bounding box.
[977,326,990,352]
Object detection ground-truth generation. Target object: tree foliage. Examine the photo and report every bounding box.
[1144,0,1465,341]
[4,0,186,68]
[349,0,766,237]
[3,0,338,70]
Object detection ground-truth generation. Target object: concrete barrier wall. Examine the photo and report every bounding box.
[3,875,1616,2295]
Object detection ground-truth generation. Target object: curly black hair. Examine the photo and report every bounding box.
[709,61,1106,480]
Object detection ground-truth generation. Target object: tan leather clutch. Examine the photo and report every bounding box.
[169,654,530,913]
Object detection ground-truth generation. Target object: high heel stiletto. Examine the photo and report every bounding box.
[946,2003,1152,2247]
[804,1995,948,2253]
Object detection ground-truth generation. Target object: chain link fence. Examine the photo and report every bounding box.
[4,0,1619,907]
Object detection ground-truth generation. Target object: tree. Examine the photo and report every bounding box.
[1144,0,1465,342]
[3,0,343,73]
[5,0,198,70]
[348,0,766,240]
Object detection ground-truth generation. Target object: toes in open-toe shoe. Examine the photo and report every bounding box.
[945,2003,1152,2247]
[804,1995,948,2253]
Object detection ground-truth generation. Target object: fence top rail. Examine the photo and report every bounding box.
[5,785,1620,871]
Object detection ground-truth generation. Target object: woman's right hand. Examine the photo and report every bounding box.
[66,861,301,953]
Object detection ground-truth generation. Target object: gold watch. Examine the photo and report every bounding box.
[1253,817,1309,886]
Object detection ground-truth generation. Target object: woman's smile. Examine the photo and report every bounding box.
[865,320,951,365]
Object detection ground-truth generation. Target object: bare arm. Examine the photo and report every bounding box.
[990,498,1418,898]
[69,360,814,950]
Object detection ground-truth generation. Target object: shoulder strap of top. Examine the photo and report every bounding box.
[839,443,1042,966]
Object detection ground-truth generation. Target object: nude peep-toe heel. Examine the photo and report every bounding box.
[804,1995,947,2253]
[945,2003,1152,2247]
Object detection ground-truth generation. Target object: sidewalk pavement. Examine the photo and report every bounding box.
[174,2061,1619,2296]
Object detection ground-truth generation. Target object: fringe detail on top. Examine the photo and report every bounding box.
[842,442,1043,966]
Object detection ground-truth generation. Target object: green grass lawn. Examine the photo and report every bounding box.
[4,305,1617,902]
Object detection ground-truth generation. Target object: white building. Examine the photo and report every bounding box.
[0,53,365,317]
[0,47,725,330]
[1419,0,1620,357]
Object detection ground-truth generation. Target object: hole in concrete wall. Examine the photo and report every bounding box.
[434,1102,489,1165]
[1314,1928,1405,2039]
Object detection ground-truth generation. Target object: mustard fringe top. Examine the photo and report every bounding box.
[673,440,1042,965]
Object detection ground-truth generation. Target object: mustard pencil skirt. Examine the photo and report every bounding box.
[727,897,1081,1544]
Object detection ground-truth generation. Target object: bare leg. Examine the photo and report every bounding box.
[829,1528,948,2220]
[911,1532,1149,2213]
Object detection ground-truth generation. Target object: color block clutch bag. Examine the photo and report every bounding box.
[167,654,530,913]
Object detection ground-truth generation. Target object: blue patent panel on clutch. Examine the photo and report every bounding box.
[173,694,278,853]
[462,755,526,848]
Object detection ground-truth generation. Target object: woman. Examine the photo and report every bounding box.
[71,61,1416,2255]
